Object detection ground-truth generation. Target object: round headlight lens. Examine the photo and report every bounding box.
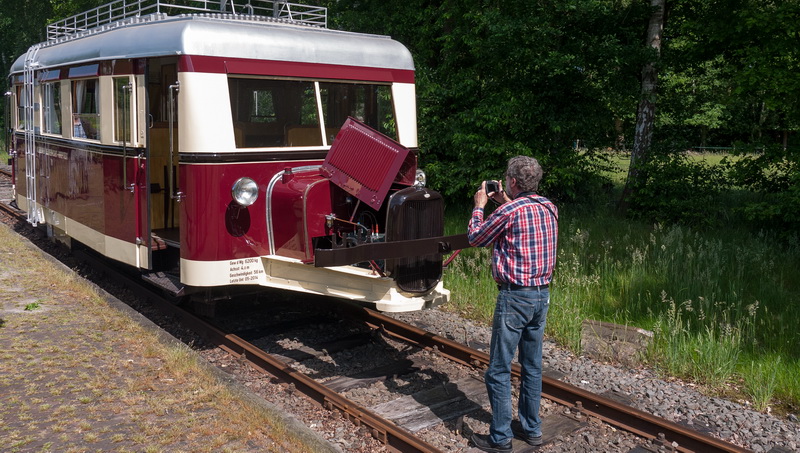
[231,177,259,206]
[414,169,427,188]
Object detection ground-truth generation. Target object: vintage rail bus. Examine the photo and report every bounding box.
[6,0,465,312]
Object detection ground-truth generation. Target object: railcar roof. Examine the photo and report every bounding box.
[10,14,414,75]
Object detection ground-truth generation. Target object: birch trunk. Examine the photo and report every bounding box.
[619,0,665,212]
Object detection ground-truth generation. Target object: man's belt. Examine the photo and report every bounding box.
[497,282,549,291]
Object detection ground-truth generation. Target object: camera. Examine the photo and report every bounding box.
[484,180,499,194]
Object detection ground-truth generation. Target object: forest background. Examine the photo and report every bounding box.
[1,0,799,416]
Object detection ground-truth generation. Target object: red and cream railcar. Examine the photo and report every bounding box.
[7,0,461,312]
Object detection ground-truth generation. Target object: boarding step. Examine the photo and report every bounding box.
[152,228,180,249]
[150,235,167,251]
[142,271,184,298]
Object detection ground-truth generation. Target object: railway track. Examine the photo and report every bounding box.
[0,168,755,453]
[0,167,20,218]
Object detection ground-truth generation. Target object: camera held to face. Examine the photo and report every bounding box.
[484,180,499,194]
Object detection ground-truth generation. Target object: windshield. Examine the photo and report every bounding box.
[228,77,396,149]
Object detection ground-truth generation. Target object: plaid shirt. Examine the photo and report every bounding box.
[468,194,558,287]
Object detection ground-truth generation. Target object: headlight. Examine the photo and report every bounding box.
[414,169,427,188]
[231,177,259,206]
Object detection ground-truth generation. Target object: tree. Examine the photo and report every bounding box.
[0,0,52,78]
[619,0,665,212]
[323,0,650,202]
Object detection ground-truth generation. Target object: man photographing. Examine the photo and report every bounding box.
[467,155,559,452]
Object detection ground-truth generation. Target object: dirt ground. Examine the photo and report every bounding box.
[0,222,335,453]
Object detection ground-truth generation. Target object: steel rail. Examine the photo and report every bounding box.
[0,169,21,219]
[180,315,445,453]
[0,199,20,219]
[341,302,752,453]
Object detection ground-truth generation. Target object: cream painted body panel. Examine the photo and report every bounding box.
[15,194,146,267]
[392,83,418,148]
[180,255,448,312]
[179,72,236,153]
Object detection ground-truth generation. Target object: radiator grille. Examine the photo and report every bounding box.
[386,188,444,293]
[321,117,409,211]
[326,132,399,192]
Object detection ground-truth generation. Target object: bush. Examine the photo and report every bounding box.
[626,151,727,226]
[723,145,800,228]
[423,145,616,208]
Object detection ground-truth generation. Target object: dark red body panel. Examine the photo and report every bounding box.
[12,134,144,243]
[179,161,332,262]
[179,55,414,83]
[270,169,334,262]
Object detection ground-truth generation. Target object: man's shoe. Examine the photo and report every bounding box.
[469,433,512,453]
[523,434,542,446]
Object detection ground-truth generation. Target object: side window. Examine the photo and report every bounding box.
[72,79,100,140]
[42,82,62,135]
[318,82,396,141]
[113,77,132,143]
[250,89,276,123]
[228,78,321,148]
[15,85,28,131]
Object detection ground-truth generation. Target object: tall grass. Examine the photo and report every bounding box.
[443,202,800,412]
[0,136,7,163]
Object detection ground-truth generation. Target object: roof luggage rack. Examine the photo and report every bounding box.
[47,0,327,41]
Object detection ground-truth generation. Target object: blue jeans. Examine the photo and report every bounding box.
[485,288,549,445]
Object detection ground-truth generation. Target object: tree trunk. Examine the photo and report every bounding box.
[614,117,625,151]
[618,0,665,212]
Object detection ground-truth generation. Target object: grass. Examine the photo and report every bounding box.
[0,137,7,164]
[442,153,800,415]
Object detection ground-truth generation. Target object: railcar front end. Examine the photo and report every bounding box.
[6,0,464,312]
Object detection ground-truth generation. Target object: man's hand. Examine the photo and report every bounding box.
[474,182,489,208]
[491,180,509,204]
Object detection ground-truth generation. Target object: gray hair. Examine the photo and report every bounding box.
[506,155,543,192]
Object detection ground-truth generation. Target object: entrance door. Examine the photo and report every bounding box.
[113,74,149,269]
[145,58,181,272]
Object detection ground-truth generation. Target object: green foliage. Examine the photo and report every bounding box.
[0,137,7,163]
[322,0,650,202]
[626,151,727,226]
[723,146,800,228]
[24,302,41,311]
[623,145,800,230]
[658,56,732,146]
[664,0,800,145]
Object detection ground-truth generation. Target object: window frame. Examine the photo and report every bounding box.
[71,78,101,141]
[15,85,29,132]
[42,81,63,136]
[112,75,134,144]
[227,75,396,150]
